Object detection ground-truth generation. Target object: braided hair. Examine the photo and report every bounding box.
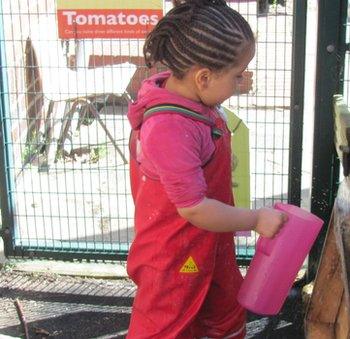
[144,0,255,78]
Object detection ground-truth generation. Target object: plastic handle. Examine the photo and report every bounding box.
[256,236,275,256]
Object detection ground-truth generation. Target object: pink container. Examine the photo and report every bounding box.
[237,203,324,315]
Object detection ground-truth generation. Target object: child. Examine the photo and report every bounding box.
[127,0,287,337]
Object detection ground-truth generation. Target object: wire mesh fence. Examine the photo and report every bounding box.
[0,0,298,261]
[344,3,350,104]
[228,0,294,260]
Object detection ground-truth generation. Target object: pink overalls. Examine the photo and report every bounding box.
[127,98,245,338]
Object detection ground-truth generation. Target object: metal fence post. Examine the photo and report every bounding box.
[288,0,307,206]
[308,0,349,280]
[0,0,15,257]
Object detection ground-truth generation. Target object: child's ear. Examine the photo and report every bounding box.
[194,68,212,91]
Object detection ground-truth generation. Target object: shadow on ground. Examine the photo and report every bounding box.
[1,312,129,339]
[0,270,305,338]
[247,285,305,339]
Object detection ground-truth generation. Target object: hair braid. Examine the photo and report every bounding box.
[144,0,254,78]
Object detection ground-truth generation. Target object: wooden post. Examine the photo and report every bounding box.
[304,213,345,339]
[25,38,44,143]
[305,95,350,338]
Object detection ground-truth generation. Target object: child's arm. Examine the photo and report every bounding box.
[177,197,286,238]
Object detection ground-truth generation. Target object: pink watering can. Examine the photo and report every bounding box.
[237,203,324,315]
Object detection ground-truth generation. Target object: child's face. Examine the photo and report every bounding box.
[196,43,255,107]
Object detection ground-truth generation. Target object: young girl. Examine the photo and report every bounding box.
[127,0,287,337]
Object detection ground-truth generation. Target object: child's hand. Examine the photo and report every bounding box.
[255,207,288,238]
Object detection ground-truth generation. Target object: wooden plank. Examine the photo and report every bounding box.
[334,178,350,307]
[306,180,350,338]
[305,213,344,339]
[306,321,335,339]
[333,95,350,155]
[306,213,344,324]
[333,95,350,176]
[306,98,350,338]
[24,37,44,143]
[335,292,350,339]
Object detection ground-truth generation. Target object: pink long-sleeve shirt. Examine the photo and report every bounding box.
[127,72,217,208]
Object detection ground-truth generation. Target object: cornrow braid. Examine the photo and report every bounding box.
[144,0,254,78]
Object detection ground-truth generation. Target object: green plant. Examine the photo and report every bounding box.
[2,261,15,272]
[89,144,107,163]
[22,131,43,165]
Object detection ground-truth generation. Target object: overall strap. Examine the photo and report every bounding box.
[143,104,223,139]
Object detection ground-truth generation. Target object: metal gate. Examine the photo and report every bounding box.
[0,0,307,262]
[307,0,349,279]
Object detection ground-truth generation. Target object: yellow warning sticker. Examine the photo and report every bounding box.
[180,256,199,273]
